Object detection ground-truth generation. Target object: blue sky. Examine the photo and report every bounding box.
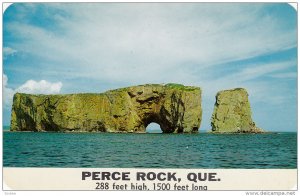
[3,3,297,132]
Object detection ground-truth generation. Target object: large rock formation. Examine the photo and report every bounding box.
[10,84,202,133]
[211,88,263,133]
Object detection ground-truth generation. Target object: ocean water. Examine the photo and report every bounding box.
[3,132,297,168]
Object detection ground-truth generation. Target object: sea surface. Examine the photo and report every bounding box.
[3,131,297,168]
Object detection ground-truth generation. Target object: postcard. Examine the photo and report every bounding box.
[2,2,297,193]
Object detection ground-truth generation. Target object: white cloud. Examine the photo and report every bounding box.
[3,74,63,108]
[15,80,62,94]
[3,47,17,58]
[3,74,15,107]
[4,3,296,85]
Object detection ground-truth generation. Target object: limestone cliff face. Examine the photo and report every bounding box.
[10,84,202,133]
[211,88,263,133]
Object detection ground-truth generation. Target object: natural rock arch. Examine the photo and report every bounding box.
[11,84,202,133]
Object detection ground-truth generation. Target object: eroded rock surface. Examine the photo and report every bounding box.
[10,84,202,133]
[211,88,263,133]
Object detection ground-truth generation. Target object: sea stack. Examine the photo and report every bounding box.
[10,83,202,133]
[211,88,263,133]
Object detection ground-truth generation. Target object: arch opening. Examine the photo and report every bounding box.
[145,122,162,133]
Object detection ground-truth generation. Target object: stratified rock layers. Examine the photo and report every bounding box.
[10,84,202,133]
[211,88,263,133]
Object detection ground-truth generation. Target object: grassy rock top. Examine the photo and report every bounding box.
[15,83,200,97]
[216,88,248,98]
[107,83,200,93]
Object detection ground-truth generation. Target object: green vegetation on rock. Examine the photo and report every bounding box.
[211,88,264,133]
[10,84,202,133]
[165,83,199,91]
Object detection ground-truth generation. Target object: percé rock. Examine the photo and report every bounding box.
[211,88,263,133]
[10,83,202,133]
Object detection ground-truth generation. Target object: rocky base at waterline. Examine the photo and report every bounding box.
[10,83,202,133]
[208,128,266,134]
[211,88,264,134]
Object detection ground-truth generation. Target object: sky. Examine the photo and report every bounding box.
[3,3,297,132]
